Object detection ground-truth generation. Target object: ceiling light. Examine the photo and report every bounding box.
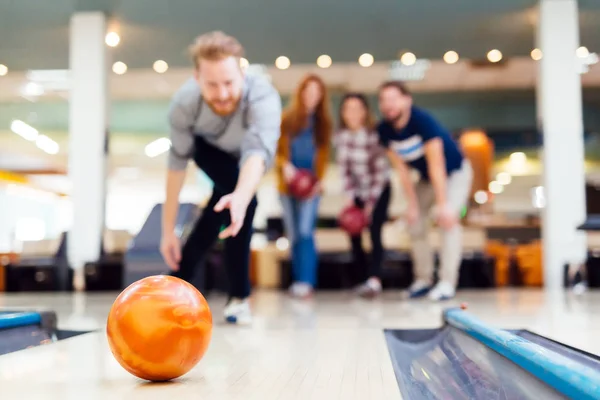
[145,137,171,158]
[508,152,527,174]
[22,82,44,97]
[496,172,512,185]
[112,61,127,75]
[488,181,504,194]
[240,57,249,69]
[509,152,526,164]
[531,48,543,61]
[10,120,39,141]
[153,60,168,73]
[316,54,332,68]
[0,64,7,76]
[401,52,416,66]
[275,56,290,70]
[474,190,488,205]
[358,53,374,67]
[577,46,589,58]
[105,32,120,47]
[443,51,459,64]
[35,135,59,155]
[487,49,503,63]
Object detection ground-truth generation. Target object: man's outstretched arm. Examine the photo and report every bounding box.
[215,78,282,238]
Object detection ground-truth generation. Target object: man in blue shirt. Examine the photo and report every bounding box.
[377,81,473,301]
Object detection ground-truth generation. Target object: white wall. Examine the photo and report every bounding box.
[0,184,66,252]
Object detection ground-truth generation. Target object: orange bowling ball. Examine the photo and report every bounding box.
[106,275,212,381]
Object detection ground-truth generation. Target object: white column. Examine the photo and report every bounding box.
[68,12,109,291]
[537,0,587,290]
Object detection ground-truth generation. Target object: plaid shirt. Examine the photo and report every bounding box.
[335,129,390,207]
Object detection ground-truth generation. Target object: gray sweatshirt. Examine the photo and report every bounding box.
[167,73,282,171]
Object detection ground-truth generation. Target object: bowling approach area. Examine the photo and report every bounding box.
[1,288,600,399]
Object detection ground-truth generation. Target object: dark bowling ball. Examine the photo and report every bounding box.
[338,205,368,235]
[288,169,318,199]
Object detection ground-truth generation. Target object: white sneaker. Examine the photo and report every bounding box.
[289,282,314,299]
[408,280,432,298]
[428,281,456,301]
[356,277,382,298]
[224,298,252,325]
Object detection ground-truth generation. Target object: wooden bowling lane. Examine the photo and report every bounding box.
[2,289,600,400]
[0,295,402,400]
[0,329,400,400]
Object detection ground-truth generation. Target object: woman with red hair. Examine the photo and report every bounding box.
[275,74,333,298]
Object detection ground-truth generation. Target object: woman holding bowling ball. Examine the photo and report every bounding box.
[275,74,333,299]
[335,93,391,298]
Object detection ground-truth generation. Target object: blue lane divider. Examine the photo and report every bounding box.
[444,308,600,400]
[0,312,42,330]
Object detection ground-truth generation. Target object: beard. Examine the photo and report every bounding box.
[384,110,404,125]
[204,95,241,116]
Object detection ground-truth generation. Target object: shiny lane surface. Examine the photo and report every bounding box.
[0,289,600,399]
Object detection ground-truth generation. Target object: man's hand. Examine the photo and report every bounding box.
[309,180,322,198]
[435,203,458,230]
[161,169,187,271]
[405,201,420,226]
[217,153,264,239]
[160,232,181,271]
[214,191,250,239]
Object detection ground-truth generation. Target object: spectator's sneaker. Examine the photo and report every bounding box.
[224,297,252,325]
[355,277,382,298]
[408,280,432,298]
[289,282,314,299]
[428,281,456,301]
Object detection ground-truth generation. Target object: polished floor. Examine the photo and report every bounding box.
[0,288,599,399]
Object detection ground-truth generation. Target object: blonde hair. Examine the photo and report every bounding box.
[188,31,245,69]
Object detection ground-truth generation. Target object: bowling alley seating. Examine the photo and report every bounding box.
[379,250,414,289]
[564,231,600,288]
[6,229,135,292]
[484,226,544,287]
[4,233,68,292]
[585,232,600,287]
[485,240,511,286]
[514,240,543,287]
[82,229,132,291]
[0,253,18,292]
[256,216,494,290]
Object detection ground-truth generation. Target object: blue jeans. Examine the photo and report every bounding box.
[280,194,320,287]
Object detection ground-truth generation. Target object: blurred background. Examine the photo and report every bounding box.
[0,0,599,292]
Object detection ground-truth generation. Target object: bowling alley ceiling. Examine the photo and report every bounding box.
[0,0,599,71]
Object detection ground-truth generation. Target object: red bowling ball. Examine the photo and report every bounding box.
[288,169,318,199]
[338,205,368,235]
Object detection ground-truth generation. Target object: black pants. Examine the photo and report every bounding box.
[171,137,256,299]
[349,184,391,283]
